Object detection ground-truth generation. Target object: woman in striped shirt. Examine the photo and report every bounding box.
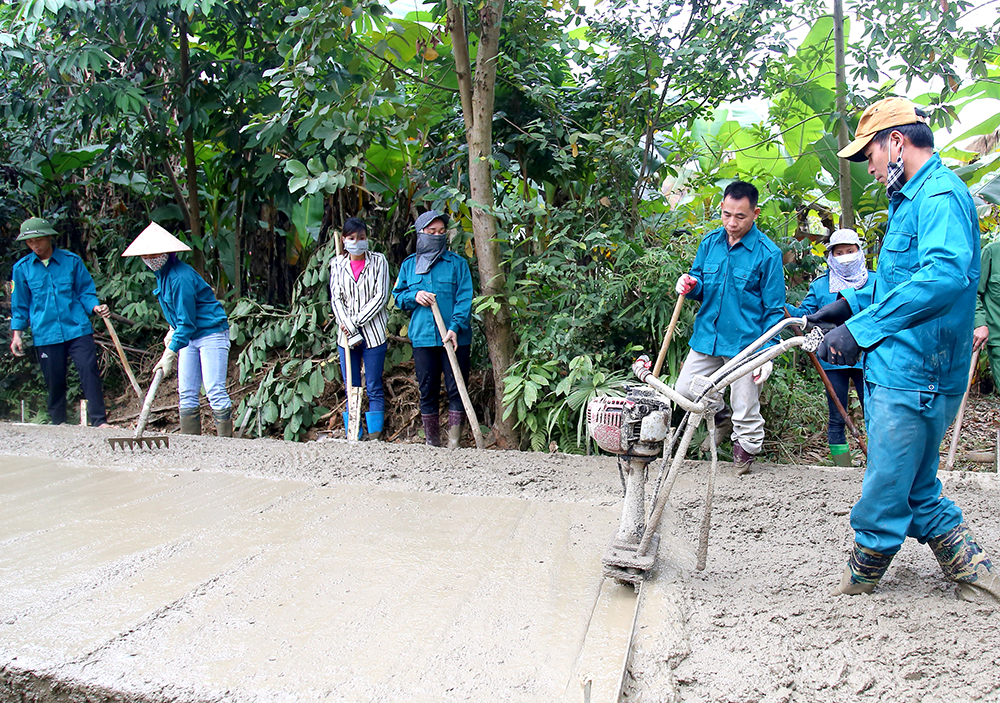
[330,217,391,440]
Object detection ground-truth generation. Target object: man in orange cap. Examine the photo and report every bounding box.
[806,97,1000,602]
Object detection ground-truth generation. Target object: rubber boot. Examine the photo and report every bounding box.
[733,440,755,475]
[179,407,202,435]
[830,443,852,467]
[365,411,384,441]
[342,411,362,440]
[422,413,441,447]
[447,410,464,450]
[832,542,893,596]
[213,407,233,438]
[928,523,1000,604]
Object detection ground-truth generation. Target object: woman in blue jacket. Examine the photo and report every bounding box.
[123,222,233,437]
[392,211,473,448]
[787,229,873,465]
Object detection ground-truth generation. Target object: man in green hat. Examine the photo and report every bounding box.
[10,217,112,427]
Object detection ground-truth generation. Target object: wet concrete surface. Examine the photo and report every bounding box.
[0,434,636,702]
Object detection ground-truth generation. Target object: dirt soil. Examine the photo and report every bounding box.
[1,422,999,702]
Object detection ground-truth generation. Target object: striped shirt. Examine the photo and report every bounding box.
[329,251,391,348]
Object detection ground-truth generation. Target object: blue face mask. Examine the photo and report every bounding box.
[344,239,368,256]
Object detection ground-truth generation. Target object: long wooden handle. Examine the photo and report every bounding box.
[103,316,143,400]
[652,294,685,378]
[430,299,484,449]
[135,368,164,439]
[946,349,980,469]
[784,309,867,457]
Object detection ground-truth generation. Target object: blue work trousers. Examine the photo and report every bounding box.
[35,333,107,426]
[852,383,964,554]
[338,340,387,413]
[825,367,865,445]
[178,330,232,411]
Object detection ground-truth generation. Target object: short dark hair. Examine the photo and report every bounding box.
[723,180,758,209]
[343,217,367,238]
[872,108,934,151]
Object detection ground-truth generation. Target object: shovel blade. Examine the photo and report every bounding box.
[107,436,170,451]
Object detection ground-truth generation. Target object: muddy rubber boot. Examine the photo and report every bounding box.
[447,410,464,450]
[832,542,893,596]
[422,413,441,447]
[213,407,233,438]
[365,411,384,441]
[830,443,852,466]
[733,441,755,475]
[928,523,1000,604]
[179,407,202,435]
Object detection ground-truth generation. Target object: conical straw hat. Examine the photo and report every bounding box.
[122,222,192,257]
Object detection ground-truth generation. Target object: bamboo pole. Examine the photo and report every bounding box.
[652,294,685,378]
[946,349,980,469]
[430,299,484,449]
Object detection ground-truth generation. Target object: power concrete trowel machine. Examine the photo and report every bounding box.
[586,317,824,584]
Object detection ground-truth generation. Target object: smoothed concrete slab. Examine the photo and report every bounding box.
[0,454,619,702]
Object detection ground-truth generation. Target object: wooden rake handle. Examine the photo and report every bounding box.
[652,294,685,378]
[430,299,484,449]
[103,316,143,400]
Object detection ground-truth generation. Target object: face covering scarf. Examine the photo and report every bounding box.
[415,232,448,275]
[144,254,169,272]
[344,239,368,256]
[886,140,905,197]
[828,251,868,293]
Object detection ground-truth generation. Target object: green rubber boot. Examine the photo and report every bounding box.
[832,542,893,596]
[179,407,202,435]
[213,407,233,438]
[928,523,1000,604]
[830,443,852,467]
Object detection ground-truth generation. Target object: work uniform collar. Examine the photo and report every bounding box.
[723,223,761,251]
[896,152,941,202]
[29,246,62,266]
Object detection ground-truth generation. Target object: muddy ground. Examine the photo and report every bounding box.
[1,422,998,702]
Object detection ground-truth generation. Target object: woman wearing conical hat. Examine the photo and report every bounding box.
[122,222,233,436]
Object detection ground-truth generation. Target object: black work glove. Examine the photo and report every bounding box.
[804,297,853,334]
[817,324,863,366]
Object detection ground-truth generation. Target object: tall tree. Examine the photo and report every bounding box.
[445,0,519,448]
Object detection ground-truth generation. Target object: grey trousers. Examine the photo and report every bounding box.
[675,349,765,454]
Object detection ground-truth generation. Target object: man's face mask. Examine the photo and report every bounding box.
[886,139,905,197]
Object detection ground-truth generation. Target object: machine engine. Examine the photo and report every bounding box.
[586,385,671,457]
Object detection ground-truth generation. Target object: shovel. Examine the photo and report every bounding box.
[107,368,170,450]
[430,299,484,449]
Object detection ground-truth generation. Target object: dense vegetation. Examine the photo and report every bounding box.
[2,0,999,455]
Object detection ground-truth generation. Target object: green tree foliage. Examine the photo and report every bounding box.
[2,0,999,452]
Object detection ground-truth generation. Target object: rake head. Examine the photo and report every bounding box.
[107,436,170,451]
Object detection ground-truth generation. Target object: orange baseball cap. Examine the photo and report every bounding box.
[837,97,921,162]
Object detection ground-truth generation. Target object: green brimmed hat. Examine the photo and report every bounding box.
[16,217,57,241]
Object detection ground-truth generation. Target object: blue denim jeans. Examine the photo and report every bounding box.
[178,329,232,411]
[338,340,387,412]
[852,383,964,554]
[825,367,865,445]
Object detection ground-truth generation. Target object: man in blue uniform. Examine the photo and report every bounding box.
[808,97,1000,602]
[675,180,786,474]
[10,217,112,427]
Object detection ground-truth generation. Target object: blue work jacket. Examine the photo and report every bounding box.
[686,224,786,358]
[153,258,229,353]
[392,251,473,348]
[10,248,100,346]
[787,272,873,371]
[842,154,979,395]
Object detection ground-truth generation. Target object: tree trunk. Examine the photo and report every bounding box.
[178,11,207,278]
[447,0,519,449]
[833,0,855,230]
